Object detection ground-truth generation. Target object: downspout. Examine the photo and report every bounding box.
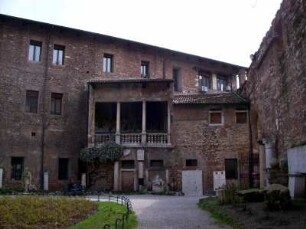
[247,102,254,187]
[40,25,52,190]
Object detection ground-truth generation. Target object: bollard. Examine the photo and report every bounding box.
[103,224,111,229]
[115,218,122,229]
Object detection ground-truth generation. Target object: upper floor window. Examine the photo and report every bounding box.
[173,68,182,92]
[198,71,211,92]
[103,54,113,73]
[53,45,65,65]
[236,109,248,124]
[51,93,63,115]
[121,160,135,169]
[141,61,150,78]
[209,109,223,125]
[11,157,24,180]
[217,76,227,91]
[28,40,42,62]
[25,90,39,113]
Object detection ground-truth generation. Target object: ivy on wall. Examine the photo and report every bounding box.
[80,143,123,163]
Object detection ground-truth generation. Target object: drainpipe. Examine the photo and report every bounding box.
[40,25,52,190]
[247,103,254,188]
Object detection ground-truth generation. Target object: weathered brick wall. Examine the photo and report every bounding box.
[172,105,250,192]
[0,15,246,190]
[242,0,306,185]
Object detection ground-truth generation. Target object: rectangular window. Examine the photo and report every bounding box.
[121,160,135,169]
[209,109,223,125]
[28,40,42,62]
[11,157,24,180]
[173,68,182,92]
[53,45,65,65]
[58,158,69,180]
[236,110,248,124]
[198,71,211,91]
[217,76,227,91]
[225,159,238,179]
[141,61,149,78]
[186,159,198,167]
[25,90,39,113]
[150,160,164,168]
[51,93,63,115]
[103,54,113,72]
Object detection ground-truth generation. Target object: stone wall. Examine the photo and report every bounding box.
[242,0,306,187]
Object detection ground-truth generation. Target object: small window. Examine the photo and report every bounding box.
[150,160,164,168]
[51,93,63,115]
[121,160,135,169]
[217,76,227,91]
[173,68,182,92]
[225,159,238,179]
[141,61,149,78]
[236,110,248,124]
[28,40,42,62]
[53,45,65,65]
[58,158,69,180]
[186,159,198,167]
[103,54,113,73]
[198,71,211,91]
[11,157,24,180]
[25,90,39,113]
[209,109,223,125]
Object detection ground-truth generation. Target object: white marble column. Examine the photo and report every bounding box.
[141,100,146,144]
[115,102,121,144]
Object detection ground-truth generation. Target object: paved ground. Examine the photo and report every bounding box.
[129,195,231,229]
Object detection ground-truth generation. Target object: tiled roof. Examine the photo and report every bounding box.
[173,92,248,105]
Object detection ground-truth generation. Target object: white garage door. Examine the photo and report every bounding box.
[182,170,203,196]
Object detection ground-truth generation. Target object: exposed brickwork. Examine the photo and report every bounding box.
[242,0,306,186]
[0,14,249,192]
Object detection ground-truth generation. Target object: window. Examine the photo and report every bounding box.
[51,93,63,115]
[217,76,227,91]
[209,109,223,125]
[103,54,113,72]
[28,40,42,62]
[150,160,164,168]
[11,157,24,180]
[186,159,198,167]
[121,160,135,169]
[53,45,65,65]
[25,90,39,113]
[236,110,248,124]
[141,61,149,78]
[198,71,211,91]
[58,158,69,180]
[225,159,238,179]
[173,68,182,92]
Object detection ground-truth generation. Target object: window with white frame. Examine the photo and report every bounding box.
[28,40,42,62]
[217,76,227,91]
[103,54,113,72]
[53,45,65,65]
[141,61,149,78]
[209,109,223,125]
[198,71,211,92]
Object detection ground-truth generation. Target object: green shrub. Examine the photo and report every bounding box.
[264,184,291,210]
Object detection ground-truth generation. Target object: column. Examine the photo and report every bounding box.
[167,101,171,144]
[141,100,146,144]
[113,161,119,191]
[212,73,217,90]
[115,102,121,144]
[87,85,95,147]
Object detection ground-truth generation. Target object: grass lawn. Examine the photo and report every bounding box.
[0,196,137,229]
[198,197,243,229]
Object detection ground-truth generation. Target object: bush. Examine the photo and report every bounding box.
[217,183,240,205]
[264,184,291,210]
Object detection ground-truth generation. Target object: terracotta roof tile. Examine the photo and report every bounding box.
[173,92,248,105]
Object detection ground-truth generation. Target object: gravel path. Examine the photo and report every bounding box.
[129,195,231,229]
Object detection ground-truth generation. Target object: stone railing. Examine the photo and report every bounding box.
[147,133,168,145]
[95,132,169,146]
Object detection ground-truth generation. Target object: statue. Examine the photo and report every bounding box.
[22,167,32,193]
[152,175,164,193]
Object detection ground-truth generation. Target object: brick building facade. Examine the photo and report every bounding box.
[0,14,250,193]
[242,0,306,197]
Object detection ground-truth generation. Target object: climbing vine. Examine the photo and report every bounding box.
[80,143,123,163]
